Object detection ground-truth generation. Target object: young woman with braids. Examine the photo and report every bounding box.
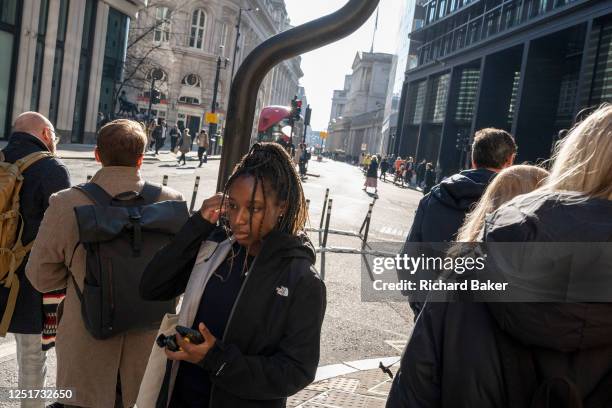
[140,142,326,408]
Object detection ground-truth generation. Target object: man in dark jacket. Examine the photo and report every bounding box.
[0,112,71,405]
[153,118,167,155]
[401,128,517,318]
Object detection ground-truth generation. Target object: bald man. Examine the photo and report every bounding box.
[1,112,70,408]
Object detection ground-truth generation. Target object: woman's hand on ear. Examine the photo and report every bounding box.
[200,193,226,224]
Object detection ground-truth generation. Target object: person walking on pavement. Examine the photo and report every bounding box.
[387,105,612,408]
[0,112,71,408]
[26,119,183,408]
[140,142,326,408]
[422,162,436,195]
[177,128,192,166]
[363,155,379,196]
[147,119,156,152]
[153,118,167,155]
[415,159,426,188]
[404,157,414,186]
[169,123,181,153]
[400,128,517,318]
[379,156,389,181]
[196,129,209,167]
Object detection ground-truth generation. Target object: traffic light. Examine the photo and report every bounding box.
[304,105,312,127]
[151,89,161,104]
[290,97,302,121]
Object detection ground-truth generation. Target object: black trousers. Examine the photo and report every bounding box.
[198,147,207,164]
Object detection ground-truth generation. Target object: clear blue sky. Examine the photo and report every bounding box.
[284,0,404,131]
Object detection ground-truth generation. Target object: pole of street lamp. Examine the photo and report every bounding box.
[217,0,380,192]
[209,57,221,155]
[147,77,155,121]
[230,8,244,83]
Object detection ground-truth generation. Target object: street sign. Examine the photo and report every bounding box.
[206,112,218,124]
[320,131,328,139]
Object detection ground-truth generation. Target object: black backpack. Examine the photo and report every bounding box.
[70,182,188,340]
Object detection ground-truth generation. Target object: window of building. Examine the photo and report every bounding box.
[507,71,521,124]
[146,68,167,82]
[0,0,19,138]
[189,9,206,50]
[411,81,427,124]
[219,22,228,54]
[182,73,201,87]
[71,0,97,142]
[49,0,70,126]
[455,68,480,122]
[30,0,49,111]
[427,73,450,123]
[178,96,200,105]
[99,8,130,118]
[154,7,170,43]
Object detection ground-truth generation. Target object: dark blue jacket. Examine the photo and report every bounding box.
[0,133,71,333]
[401,168,496,317]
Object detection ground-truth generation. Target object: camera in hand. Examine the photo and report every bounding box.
[156,325,204,352]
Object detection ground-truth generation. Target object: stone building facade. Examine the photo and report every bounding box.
[125,0,303,145]
[327,52,393,159]
[3,0,145,142]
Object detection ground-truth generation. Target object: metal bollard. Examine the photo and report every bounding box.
[162,175,168,186]
[86,175,92,182]
[306,199,310,211]
[361,202,374,250]
[319,188,329,230]
[320,199,333,280]
[189,176,200,213]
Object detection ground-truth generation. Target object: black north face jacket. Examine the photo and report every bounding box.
[141,214,326,408]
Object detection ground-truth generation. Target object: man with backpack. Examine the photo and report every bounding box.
[26,119,186,408]
[0,112,70,408]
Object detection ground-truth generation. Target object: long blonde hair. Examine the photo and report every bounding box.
[456,165,549,242]
[542,104,612,200]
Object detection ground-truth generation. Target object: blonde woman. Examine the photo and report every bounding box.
[456,164,549,242]
[388,104,612,407]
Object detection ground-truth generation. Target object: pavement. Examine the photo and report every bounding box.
[0,146,421,407]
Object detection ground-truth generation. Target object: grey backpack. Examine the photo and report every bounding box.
[71,182,188,339]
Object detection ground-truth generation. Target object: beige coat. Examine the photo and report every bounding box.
[26,166,183,408]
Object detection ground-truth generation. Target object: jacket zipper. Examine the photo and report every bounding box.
[208,251,260,407]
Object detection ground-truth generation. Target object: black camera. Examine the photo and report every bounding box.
[156,325,205,352]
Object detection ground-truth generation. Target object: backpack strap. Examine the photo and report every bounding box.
[15,151,54,173]
[74,183,114,206]
[139,182,162,205]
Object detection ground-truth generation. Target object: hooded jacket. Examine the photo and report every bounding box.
[387,191,612,408]
[140,214,326,408]
[402,168,496,315]
[406,168,496,243]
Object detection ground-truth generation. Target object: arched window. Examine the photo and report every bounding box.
[182,74,201,87]
[189,9,206,50]
[154,7,171,43]
[145,68,167,82]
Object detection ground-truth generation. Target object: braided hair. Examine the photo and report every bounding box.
[220,142,308,238]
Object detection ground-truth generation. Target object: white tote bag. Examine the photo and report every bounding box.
[135,313,178,408]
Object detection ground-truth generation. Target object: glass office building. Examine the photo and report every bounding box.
[393,0,612,176]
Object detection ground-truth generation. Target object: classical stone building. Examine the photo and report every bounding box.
[2,0,145,142]
[327,52,393,159]
[125,0,303,146]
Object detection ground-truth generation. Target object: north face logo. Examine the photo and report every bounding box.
[275,286,289,297]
